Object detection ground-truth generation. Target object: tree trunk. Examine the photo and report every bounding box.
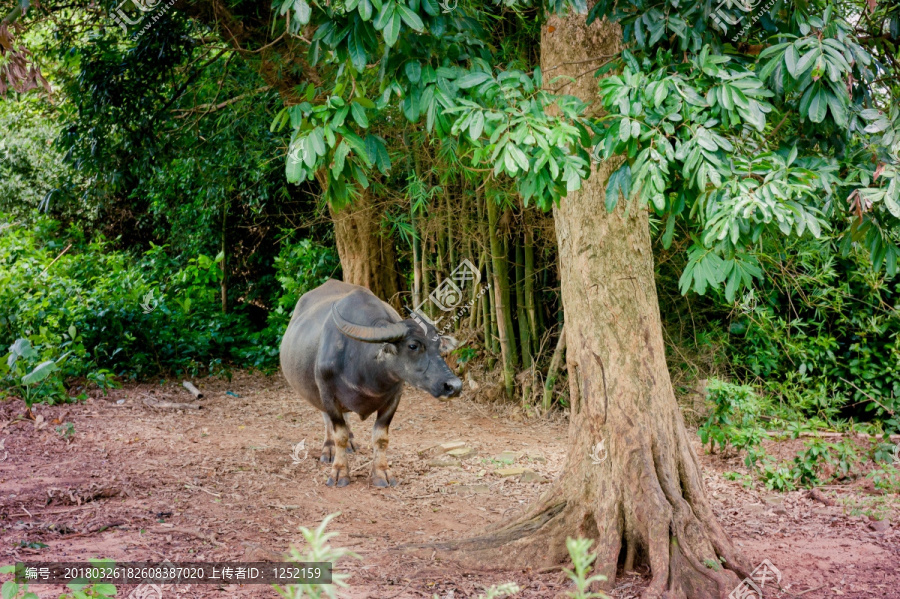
[329,191,402,307]
[431,10,750,598]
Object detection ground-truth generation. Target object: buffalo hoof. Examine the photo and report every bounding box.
[326,476,350,487]
[371,476,398,488]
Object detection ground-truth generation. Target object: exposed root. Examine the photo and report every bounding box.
[402,499,567,553]
[405,425,747,599]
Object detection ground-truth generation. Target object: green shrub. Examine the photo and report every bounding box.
[0,215,343,402]
[698,379,769,456]
[727,238,900,432]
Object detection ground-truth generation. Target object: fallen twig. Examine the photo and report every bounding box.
[143,395,202,410]
[794,584,825,597]
[182,381,204,399]
[6,504,98,518]
[64,521,124,538]
[184,484,221,498]
[839,377,895,416]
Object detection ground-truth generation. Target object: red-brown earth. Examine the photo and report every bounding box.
[1,372,898,598]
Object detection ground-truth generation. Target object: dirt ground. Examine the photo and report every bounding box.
[2,372,899,599]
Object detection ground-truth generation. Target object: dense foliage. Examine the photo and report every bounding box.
[0,216,337,404]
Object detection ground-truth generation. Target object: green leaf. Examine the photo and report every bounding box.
[93,584,117,597]
[395,3,424,31]
[22,360,58,385]
[350,102,369,128]
[348,29,367,72]
[785,44,800,77]
[358,0,373,20]
[384,11,401,46]
[468,110,484,140]
[295,0,312,25]
[351,96,376,109]
[457,71,492,89]
[1,581,18,599]
[422,0,439,15]
[605,164,631,212]
[825,91,847,127]
[808,88,827,123]
[404,61,422,83]
[373,1,393,29]
[662,213,676,248]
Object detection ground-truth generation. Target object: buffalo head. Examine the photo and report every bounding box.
[331,306,463,399]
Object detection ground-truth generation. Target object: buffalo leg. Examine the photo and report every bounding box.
[321,413,357,462]
[324,414,351,487]
[320,412,335,463]
[371,394,401,487]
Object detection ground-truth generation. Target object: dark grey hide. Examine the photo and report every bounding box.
[279,279,462,487]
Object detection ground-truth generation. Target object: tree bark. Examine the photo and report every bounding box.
[429,9,750,599]
[329,191,402,307]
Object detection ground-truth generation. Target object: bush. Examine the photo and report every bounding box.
[726,238,900,433]
[0,215,342,403]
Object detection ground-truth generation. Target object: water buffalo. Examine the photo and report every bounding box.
[280,279,463,488]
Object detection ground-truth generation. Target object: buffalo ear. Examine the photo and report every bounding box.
[439,335,459,355]
[376,343,398,361]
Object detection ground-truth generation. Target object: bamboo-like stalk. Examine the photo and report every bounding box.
[523,211,538,357]
[469,251,483,330]
[220,203,228,314]
[421,232,431,318]
[542,325,567,411]
[487,198,517,398]
[515,236,532,370]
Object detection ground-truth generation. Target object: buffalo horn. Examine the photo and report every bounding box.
[331,304,408,342]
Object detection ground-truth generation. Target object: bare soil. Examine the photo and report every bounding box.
[1,372,898,598]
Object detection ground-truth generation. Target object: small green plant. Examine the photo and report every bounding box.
[0,338,73,407]
[453,346,478,365]
[757,458,797,492]
[434,582,521,599]
[274,513,359,599]
[562,537,608,599]
[56,422,75,440]
[867,464,900,493]
[698,379,768,455]
[15,541,47,550]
